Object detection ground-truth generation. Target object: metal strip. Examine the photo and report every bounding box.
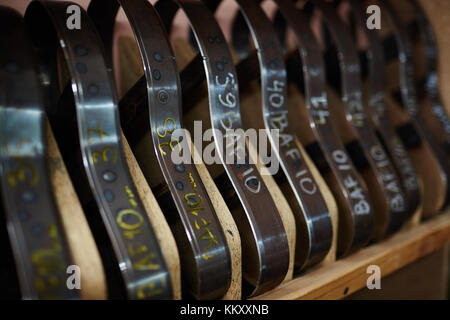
[88,0,232,300]
[0,6,77,300]
[25,0,172,299]
[156,0,290,297]
[235,0,332,269]
[381,0,450,211]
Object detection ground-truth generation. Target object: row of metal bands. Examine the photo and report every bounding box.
[381,0,450,211]
[199,0,335,267]
[0,6,77,300]
[156,0,291,297]
[235,0,332,269]
[252,0,420,224]
[88,0,232,300]
[311,0,408,236]
[325,0,415,225]
[153,0,373,257]
[228,0,409,250]
[201,2,373,254]
[273,0,373,255]
[227,0,374,256]
[346,0,420,219]
[88,0,290,297]
[225,0,412,239]
[25,0,172,299]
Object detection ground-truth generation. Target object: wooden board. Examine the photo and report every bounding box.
[121,132,182,299]
[190,142,242,300]
[252,210,450,300]
[346,244,448,300]
[46,120,107,300]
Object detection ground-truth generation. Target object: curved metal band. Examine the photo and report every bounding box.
[237,0,315,55]
[0,6,77,300]
[274,0,373,255]
[231,1,257,59]
[88,0,231,300]
[410,1,450,153]
[381,0,450,210]
[157,0,290,297]
[313,0,408,234]
[203,0,259,59]
[24,0,172,299]
[346,0,420,220]
[235,0,332,268]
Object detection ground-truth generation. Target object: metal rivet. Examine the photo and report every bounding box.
[175,181,184,191]
[87,84,99,96]
[269,59,279,70]
[31,224,44,235]
[157,90,169,104]
[76,62,87,74]
[74,44,88,56]
[153,69,162,81]
[22,190,36,202]
[104,189,115,202]
[18,209,30,222]
[174,164,185,173]
[153,52,163,62]
[215,61,225,71]
[102,170,117,183]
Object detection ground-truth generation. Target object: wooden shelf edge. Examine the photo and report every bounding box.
[252,211,450,300]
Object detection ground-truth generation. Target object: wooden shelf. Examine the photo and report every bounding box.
[252,211,450,300]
